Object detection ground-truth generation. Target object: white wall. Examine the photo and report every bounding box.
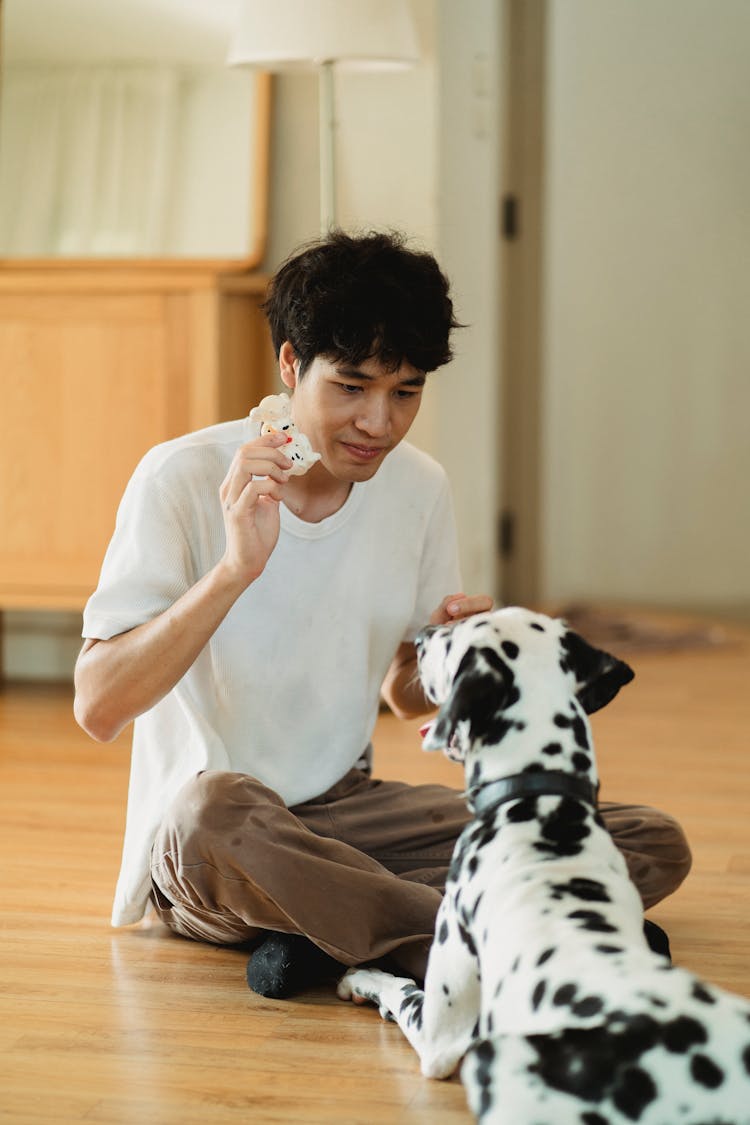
[540,0,750,611]
[435,0,503,600]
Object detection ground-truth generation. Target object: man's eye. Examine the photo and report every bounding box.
[340,383,362,394]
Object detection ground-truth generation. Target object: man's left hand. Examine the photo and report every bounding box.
[429,592,494,628]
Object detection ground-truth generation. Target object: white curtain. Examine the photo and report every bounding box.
[0,66,181,256]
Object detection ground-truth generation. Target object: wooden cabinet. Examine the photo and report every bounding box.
[0,266,277,609]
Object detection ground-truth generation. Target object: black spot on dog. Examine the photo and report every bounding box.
[527,1013,661,1110]
[572,995,604,1018]
[572,752,592,772]
[567,909,618,934]
[554,712,573,729]
[542,741,563,756]
[475,822,499,850]
[507,797,538,822]
[742,1043,750,1074]
[478,644,512,680]
[510,956,521,974]
[483,713,519,747]
[532,980,547,1010]
[612,1065,657,1119]
[581,1113,609,1125]
[551,877,611,904]
[571,715,590,750]
[534,798,591,857]
[399,983,424,1030]
[530,623,545,632]
[522,762,545,773]
[437,918,449,944]
[467,761,484,791]
[637,992,668,1009]
[470,892,484,921]
[692,981,717,1005]
[458,921,477,958]
[690,1053,724,1088]
[553,983,577,1007]
[537,947,555,966]
[595,944,625,955]
[662,1015,707,1053]
[472,1038,496,1117]
[501,640,520,660]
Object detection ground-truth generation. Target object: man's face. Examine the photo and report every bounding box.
[280,346,426,482]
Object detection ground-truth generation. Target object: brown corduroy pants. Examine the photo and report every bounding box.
[150,768,692,979]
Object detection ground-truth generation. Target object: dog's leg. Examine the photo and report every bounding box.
[338,896,480,1078]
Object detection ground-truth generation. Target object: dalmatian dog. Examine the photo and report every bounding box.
[249,392,321,475]
[338,607,750,1124]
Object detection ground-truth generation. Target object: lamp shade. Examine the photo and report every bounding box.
[227,0,419,71]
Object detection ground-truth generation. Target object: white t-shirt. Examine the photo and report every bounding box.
[83,417,462,926]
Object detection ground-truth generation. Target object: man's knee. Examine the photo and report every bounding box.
[631,808,692,908]
[649,809,692,897]
[603,802,692,909]
[156,770,284,857]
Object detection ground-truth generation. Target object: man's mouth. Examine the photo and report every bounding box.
[340,441,387,462]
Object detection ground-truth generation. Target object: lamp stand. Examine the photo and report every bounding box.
[318,59,336,232]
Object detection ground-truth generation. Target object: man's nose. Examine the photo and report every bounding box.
[356,396,390,436]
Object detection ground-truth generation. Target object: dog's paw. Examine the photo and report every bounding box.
[337,967,382,1003]
[421,1050,463,1080]
[337,968,402,1021]
[336,968,358,1001]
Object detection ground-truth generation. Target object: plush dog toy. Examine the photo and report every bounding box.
[249,393,321,476]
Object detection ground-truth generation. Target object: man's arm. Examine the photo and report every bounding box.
[381,594,493,721]
[74,432,292,742]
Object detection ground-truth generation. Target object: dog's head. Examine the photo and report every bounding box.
[416,607,634,760]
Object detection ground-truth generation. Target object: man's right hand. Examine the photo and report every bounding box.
[218,432,293,586]
[74,432,295,743]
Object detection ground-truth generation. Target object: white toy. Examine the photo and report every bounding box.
[248,393,322,476]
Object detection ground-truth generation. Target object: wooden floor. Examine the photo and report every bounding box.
[1,613,749,1123]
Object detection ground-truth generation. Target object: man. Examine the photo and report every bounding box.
[74,231,690,998]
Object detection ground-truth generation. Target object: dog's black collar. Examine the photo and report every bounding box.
[468,771,599,818]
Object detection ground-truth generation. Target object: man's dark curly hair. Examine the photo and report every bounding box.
[262,229,459,376]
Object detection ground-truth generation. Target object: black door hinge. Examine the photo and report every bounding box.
[502,194,520,240]
[499,510,515,558]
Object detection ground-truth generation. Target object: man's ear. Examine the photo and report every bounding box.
[279,341,299,390]
[422,648,514,758]
[562,629,635,715]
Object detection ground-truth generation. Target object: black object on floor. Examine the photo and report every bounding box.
[246,931,345,999]
[643,919,671,962]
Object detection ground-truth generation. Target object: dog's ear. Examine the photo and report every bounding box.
[422,647,515,757]
[562,629,634,714]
